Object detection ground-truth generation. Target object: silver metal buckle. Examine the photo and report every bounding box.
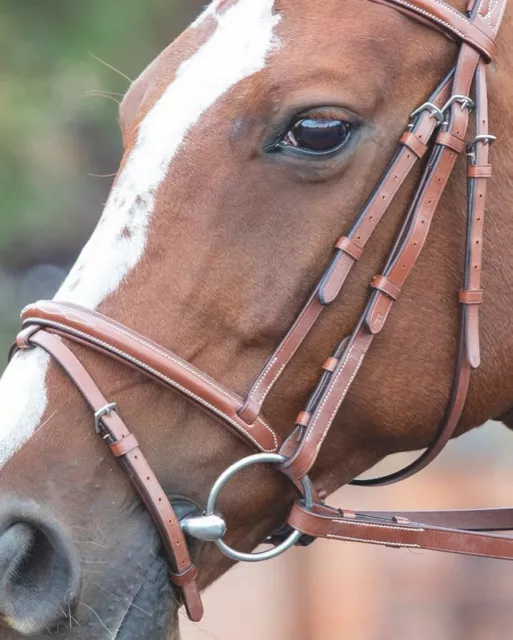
[409,102,445,126]
[441,94,475,114]
[466,134,497,162]
[94,402,118,434]
[180,453,314,563]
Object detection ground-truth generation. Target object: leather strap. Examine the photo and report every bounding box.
[21,301,280,454]
[279,0,505,484]
[371,0,498,61]
[18,329,203,622]
[238,75,453,425]
[463,60,492,369]
[288,501,513,560]
[11,0,509,607]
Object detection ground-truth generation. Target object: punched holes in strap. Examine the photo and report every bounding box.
[109,433,140,457]
[336,236,363,262]
[459,289,484,305]
[370,275,401,301]
[436,131,466,154]
[400,132,428,158]
[468,164,492,178]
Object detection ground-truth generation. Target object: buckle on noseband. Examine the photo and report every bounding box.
[180,453,314,563]
[94,402,118,434]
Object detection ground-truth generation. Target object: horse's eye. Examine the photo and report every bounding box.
[280,118,352,154]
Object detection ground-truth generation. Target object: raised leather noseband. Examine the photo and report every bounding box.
[11,0,509,622]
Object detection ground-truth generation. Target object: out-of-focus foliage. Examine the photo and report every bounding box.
[0,0,204,362]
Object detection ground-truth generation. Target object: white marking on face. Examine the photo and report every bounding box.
[0,0,281,469]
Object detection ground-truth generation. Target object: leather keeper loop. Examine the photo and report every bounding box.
[170,565,199,587]
[296,411,311,428]
[335,236,363,261]
[468,164,492,178]
[436,131,466,154]
[459,289,484,305]
[322,357,338,373]
[400,131,428,158]
[370,275,401,301]
[109,433,140,457]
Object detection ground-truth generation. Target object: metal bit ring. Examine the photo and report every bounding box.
[200,453,314,563]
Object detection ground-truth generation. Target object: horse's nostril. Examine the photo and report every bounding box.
[0,508,81,636]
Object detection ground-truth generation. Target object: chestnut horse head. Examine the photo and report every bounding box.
[1,0,512,637]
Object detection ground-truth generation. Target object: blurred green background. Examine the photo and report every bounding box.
[0,0,205,364]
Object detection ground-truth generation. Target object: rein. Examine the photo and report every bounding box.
[10,0,508,623]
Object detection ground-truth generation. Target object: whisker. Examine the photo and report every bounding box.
[89,172,117,178]
[88,52,132,83]
[77,601,114,637]
[89,580,153,618]
[87,89,125,97]
[83,92,121,106]
[32,411,57,438]
[73,540,111,549]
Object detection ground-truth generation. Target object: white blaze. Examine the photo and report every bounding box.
[0,0,281,469]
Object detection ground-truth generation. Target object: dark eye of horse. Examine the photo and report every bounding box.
[280,118,352,154]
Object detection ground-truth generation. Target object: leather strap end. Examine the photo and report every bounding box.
[365,293,393,335]
[322,357,338,373]
[182,581,204,622]
[296,411,311,428]
[109,433,140,457]
[468,164,492,178]
[319,254,354,305]
[465,305,481,369]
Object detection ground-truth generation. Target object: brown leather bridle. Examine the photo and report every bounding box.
[9,0,510,623]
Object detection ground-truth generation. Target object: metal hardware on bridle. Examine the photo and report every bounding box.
[408,93,474,130]
[11,0,507,624]
[467,134,497,161]
[94,402,118,434]
[181,453,314,563]
[409,101,445,126]
[441,94,475,113]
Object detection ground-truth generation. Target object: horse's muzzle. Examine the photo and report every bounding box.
[0,501,80,636]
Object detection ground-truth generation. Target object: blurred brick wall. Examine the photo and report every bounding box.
[182,422,513,639]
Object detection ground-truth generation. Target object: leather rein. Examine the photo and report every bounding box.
[9,0,509,623]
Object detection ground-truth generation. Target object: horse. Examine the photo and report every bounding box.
[1,0,512,637]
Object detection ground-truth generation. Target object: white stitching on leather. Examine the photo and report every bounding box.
[252,357,278,397]
[330,518,424,533]
[48,303,242,404]
[391,0,466,39]
[28,317,279,452]
[327,533,421,549]
[304,341,366,458]
[255,361,287,406]
[493,0,507,30]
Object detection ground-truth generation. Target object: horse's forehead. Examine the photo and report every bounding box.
[125,0,402,134]
[0,0,283,470]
